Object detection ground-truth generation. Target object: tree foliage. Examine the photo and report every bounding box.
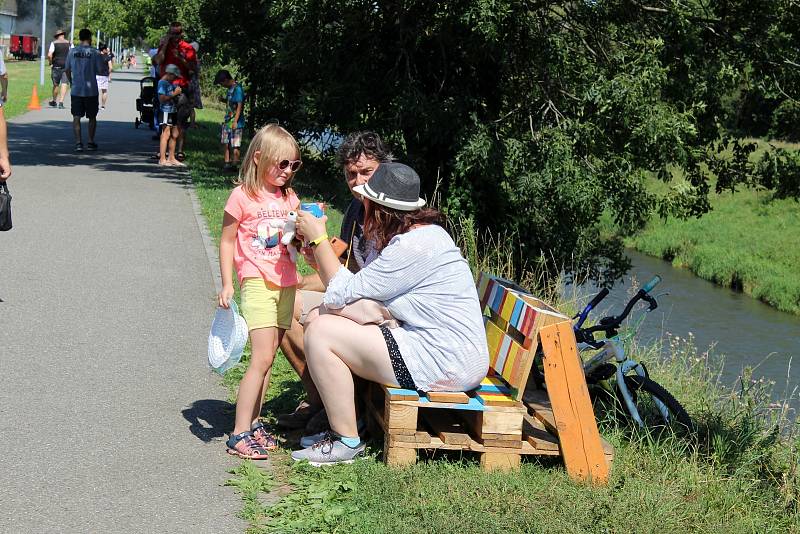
[102,0,800,283]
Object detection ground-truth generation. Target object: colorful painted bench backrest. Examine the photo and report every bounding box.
[477,272,568,400]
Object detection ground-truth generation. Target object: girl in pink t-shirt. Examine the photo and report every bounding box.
[218,124,303,459]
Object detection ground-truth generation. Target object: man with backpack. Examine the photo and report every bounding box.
[47,29,71,109]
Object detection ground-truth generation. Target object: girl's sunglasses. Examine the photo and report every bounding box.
[278,159,302,172]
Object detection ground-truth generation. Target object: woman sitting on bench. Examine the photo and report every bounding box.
[291,162,489,466]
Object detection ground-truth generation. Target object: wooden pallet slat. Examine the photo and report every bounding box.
[421,410,472,446]
[476,390,523,407]
[476,410,523,438]
[539,321,609,484]
[426,391,470,404]
[385,386,420,401]
[524,388,558,435]
[523,414,560,452]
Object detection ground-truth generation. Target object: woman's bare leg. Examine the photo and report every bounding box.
[304,315,398,437]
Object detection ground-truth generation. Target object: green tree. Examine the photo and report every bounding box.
[190,0,796,284]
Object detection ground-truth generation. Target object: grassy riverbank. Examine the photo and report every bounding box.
[186,109,799,533]
[622,139,800,316]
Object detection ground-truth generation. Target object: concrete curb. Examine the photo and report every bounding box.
[186,177,223,294]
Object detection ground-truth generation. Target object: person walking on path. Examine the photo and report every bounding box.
[96,43,113,111]
[47,29,71,109]
[65,29,105,152]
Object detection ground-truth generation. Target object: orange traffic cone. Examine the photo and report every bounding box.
[27,85,41,110]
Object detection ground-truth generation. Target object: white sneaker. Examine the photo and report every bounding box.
[291,433,365,466]
[300,418,366,448]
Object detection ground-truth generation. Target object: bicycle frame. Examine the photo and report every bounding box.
[579,337,672,427]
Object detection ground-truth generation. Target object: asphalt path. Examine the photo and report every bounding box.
[0,70,245,532]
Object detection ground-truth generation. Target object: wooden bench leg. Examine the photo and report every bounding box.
[383,395,418,468]
[480,451,521,472]
[384,436,417,467]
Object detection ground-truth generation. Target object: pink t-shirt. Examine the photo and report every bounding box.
[224,185,301,287]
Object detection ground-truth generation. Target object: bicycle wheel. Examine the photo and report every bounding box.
[619,375,693,432]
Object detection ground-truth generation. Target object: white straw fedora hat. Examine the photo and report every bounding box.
[352,162,426,211]
[208,300,248,374]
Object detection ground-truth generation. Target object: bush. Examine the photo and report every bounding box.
[769,100,800,142]
[753,148,800,199]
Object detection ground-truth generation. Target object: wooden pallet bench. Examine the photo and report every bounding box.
[364,272,613,483]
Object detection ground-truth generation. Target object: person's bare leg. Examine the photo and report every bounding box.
[101,89,108,107]
[223,143,230,165]
[72,117,82,144]
[280,316,322,406]
[176,129,185,154]
[167,128,181,165]
[233,327,280,435]
[51,84,58,102]
[88,117,97,144]
[304,315,397,437]
[59,83,68,104]
[159,125,171,164]
[232,146,240,166]
[254,366,272,422]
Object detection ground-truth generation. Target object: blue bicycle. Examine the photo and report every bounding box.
[534,276,693,432]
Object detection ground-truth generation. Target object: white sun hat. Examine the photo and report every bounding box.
[208,300,248,374]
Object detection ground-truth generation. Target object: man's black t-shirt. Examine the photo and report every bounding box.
[98,53,111,76]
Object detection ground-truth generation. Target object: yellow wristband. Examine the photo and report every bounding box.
[310,233,329,247]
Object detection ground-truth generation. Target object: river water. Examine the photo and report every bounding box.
[585,250,800,402]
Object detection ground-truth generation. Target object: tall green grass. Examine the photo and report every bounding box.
[187,109,799,533]
[5,60,44,119]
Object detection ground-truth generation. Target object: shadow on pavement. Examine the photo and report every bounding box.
[182,398,235,442]
[110,76,152,84]
[8,119,193,184]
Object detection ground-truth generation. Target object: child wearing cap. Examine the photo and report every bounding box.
[157,65,185,167]
[214,69,245,172]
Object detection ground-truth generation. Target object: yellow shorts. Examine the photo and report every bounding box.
[240,278,296,331]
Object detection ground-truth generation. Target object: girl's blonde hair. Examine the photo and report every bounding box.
[237,123,301,199]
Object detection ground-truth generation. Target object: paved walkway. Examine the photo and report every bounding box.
[0,71,244,532]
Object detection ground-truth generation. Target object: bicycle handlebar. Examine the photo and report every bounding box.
[573,287,609,327]
[588,288,610,310]
[642,275,662,294]
[574,275,662,342]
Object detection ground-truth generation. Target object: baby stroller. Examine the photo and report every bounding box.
[135,76,156,129]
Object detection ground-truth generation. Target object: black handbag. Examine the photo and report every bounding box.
[0,181,12,231]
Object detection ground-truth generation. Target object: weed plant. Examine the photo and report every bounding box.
[188,108,799,533]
